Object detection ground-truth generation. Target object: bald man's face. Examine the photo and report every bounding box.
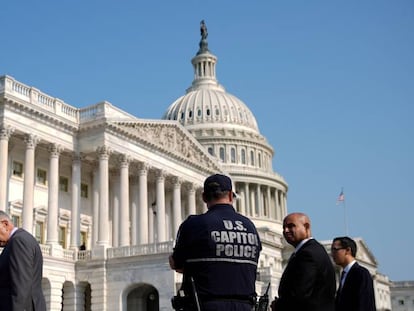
[0,219,12,246]
[283,214,310,247]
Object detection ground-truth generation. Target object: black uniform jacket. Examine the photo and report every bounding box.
[172,204,262,299]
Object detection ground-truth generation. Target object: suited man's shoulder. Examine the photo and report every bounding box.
[300,238,327,252]
[11,228,40,245]
[350,262,372,277]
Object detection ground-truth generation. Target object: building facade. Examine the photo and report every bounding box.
[391,281,414,311]
[0,28,390,311]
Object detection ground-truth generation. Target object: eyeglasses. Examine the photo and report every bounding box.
[331,247,346,252]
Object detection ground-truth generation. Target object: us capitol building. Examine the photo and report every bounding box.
[0,24,391,310]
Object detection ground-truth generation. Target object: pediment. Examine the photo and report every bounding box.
[108,120,222,172]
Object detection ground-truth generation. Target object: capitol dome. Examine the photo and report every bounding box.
[162,28,259,134]
[162,21,286,191]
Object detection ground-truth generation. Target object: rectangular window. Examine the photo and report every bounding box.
[219,147,225,161]
[80,231,87,249]
[37,169,47,185]
[59,226,67,249]
[35,222,44,244]
[59,176,69,192]
[11,215,20,227]
[12,161,23,177]
[231,148,236,163]
[81,183,88,198]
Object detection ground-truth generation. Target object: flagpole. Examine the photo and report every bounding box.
[337,187,348,235]
[343,198,348,236]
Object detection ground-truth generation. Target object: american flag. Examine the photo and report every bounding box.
[336,189,345,204]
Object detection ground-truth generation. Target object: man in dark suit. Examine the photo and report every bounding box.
[331,236,376,311]
[271,212,336,311]
[0,211,47,311]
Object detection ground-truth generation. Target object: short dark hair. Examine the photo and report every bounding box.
[333,236,357,257]
[203,174,235,201]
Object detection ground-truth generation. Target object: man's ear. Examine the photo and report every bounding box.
[202,192,207,203]
[228,191,233,203]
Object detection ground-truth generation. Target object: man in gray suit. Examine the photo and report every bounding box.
[0,211,46,311]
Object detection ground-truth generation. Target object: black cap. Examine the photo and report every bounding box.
[203,174,236,197]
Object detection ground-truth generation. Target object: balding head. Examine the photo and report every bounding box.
[282,212,312,247]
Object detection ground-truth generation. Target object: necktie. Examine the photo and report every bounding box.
[338,270,346,292]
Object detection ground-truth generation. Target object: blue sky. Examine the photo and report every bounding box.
[2,1,413,281]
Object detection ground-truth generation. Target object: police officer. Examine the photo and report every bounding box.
[169,174,262,311]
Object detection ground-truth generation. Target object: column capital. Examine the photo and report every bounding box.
[48,143,63,157]
[155,169,167,180]
[96,145,112,159]
[24,134,40,148]
[172,176,182,185]
[136,161,150,172]
[117,154,131,167]
[184,182,196,192]
[0,126,14,140]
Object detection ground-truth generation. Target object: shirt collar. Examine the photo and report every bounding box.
[343,260,357,273]
[10,227,18,237]
[295,237,313,252]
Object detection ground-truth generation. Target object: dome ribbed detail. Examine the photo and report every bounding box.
[163,89,259,132]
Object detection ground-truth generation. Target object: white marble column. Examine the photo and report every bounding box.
[92,165,99,246]
[244,183,250,216]
[172,176,182,236]
[119,154,130,246]
[266,186,272,218]
[282,192,288,216]
[275,189,281,221]
[155,170,166,242]
[137,163,149,244]
[22,134,38,232]
[239,189,246,216]
[46,144,61,245]
[187,183,196,216]
[255,184,261,217]
[111,170,120,247]
[70,153,81,249]
[0,126,13,212]
[97,146,110,246]
[130,176,139,245]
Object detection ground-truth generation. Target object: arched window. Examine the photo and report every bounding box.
[258,153,262,168]
[208,147,214,156]
[250,150,255,166]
